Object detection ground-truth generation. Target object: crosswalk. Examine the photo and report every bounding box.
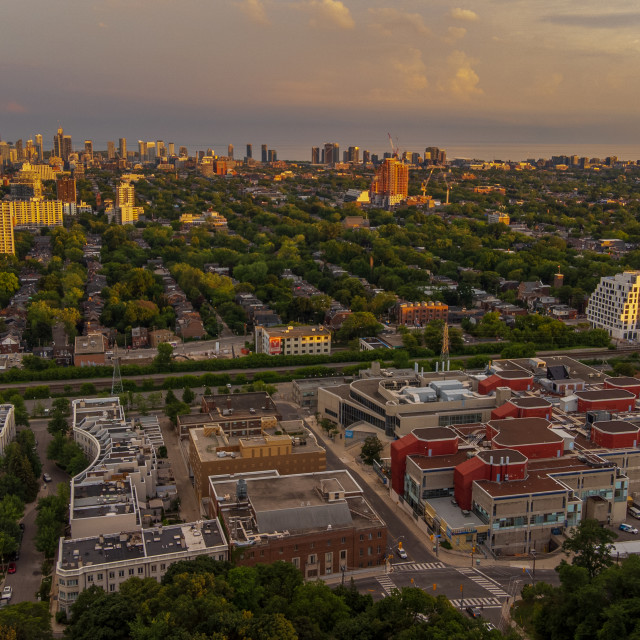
[392,561,447,572]
[449,596,502,609]
[377,575,398,596]
[456,567,509,598]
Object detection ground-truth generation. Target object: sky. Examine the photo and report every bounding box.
[2,0,640,160]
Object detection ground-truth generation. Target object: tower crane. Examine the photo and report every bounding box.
[387,133,400,159]
[420,167,435,197]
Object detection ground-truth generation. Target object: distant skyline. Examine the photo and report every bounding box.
[2,1,640,159]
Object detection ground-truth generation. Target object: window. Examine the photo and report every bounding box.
[377,531,382,538]
[138,567,144,574]
[292,557,300,569]
[359,534,364,542]
[59,579,65,586]
[87,575,93,582]
[109,572,115,579]
[341,537,346,544]
[109,584,115,592]
[97,573,103,581]
[151,565,157,572]
[161,564,166,571]
[118,570,125,577]
[340,550,347,560]
[308,554,317,565]
[129,569,134,576]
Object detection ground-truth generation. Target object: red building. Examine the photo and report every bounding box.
[575,389,636,413]
[478,370,533,395]
[604,377,640,399]
[486,417,564,460]
[591,420,640,449]
[453,449,527,510]
[390,427,458,495]
[491,396,552,420]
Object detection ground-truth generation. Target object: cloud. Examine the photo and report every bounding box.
[540,11,640,29]
[240,0,270,25]
[446,51,482,99]
[528,72,563,97]
[394,48,428,91]
[444,26,467,43]
[3,101,27,114]
[450,8,478,22]
[308,0,354,30]
[368,8,430,37]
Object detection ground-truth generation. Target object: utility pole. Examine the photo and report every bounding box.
[111,344,123,396]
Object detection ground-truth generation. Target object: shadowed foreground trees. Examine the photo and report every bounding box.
[62,559,509,640]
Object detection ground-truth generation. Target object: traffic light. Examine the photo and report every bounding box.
[398,541,403,550]
[433,583,437,591]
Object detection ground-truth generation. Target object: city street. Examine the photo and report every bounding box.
[4,417,70,605]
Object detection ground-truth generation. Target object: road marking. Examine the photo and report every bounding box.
[391,562,447,572]
[450,596,502,608]
[377,575,398,596]
[455,567,509,597]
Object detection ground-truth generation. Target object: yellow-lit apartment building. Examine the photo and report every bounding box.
[255,325,332,355]
[0,199,63,229]
[0,207,15,255]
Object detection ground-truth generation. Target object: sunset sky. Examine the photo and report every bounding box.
[2,0,640,158]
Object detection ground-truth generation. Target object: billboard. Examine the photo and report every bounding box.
[269,337,282,355]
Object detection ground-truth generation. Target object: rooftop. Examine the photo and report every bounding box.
[592,420,640,435]
[412,427,458,442]
[409,450,471,470]
[489,417,564,447]
[576,389,636,401]
[605,377,640,388]
[509,397,552,409]
[475,473,566,497]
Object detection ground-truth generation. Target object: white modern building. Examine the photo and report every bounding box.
[54,398,228,614]
[586,271,640,341]
[0,405,16,456]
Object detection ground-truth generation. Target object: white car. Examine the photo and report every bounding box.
[620,523,639,534]
[1,586,12,601]
[396,547,408,559]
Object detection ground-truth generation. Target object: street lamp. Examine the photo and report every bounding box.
[531,549,537,585]
[341,564,346,586]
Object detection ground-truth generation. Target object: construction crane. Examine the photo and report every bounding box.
[420,167,435,197]
[387,133,400,159]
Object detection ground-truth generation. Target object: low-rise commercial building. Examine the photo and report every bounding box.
[74,332,107,367]
[189,420,326,504]
[255,325,331,356]
[208,469,387,578]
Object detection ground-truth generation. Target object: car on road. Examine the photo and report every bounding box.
[7,563,16,574]
[43,473,52,483]
[466,606,482,619]
[396,547,408,559]
[620,523,639,534]
[1,587,12,601]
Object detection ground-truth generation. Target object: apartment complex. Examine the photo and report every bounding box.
[0,207,15,255]
[370,158,409,207]
[255,325,331,356]
[586,271,640,341]
[55,398,228,614]
[208,470,387,578]
[189,419,326,504]
[0,199,63,229]
[396,301,449,326]
[0,405,16,456]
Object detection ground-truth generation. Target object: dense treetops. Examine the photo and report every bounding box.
[60,557,509,640]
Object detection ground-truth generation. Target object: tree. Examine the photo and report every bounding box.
[360,436,384,465]
[164,389,178,406]
[0,602,52,640]
[52,398,70,416]
[337,312,383,342]
[47,411,69,436]
[562,518,617,579]
[154,342,173,367]
[182,387,195,405]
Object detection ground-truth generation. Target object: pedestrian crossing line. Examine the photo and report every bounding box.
[455,568,509,598]
[377,575,398,596]
[450,596,502,609]
[392,562,447,572]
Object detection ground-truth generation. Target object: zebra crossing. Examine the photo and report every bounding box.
[392,561,447,572]
[456,567,509,598]
[449,596,502,609]
[376,575,398,596]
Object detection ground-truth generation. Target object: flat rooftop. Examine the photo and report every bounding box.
[59,520,225,570]
[489,417,563,447]
[409,450,470,470]
[426,496,486,530]
[476,473,566,497]
[576,389,636,401]
[412,427,458,442]
[604,377,640,388]
[592,420,640,435]
[510,397,552,409]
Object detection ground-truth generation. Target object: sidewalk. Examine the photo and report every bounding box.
[306,417,566,572]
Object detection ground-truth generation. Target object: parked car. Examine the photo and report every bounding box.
[396,547,408,559]
[466,606,482,619]
[7,563,16,574]
[620,523,639,534]
[43,473,52,483]
[1,587,12,601]
[628,506,640,520]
